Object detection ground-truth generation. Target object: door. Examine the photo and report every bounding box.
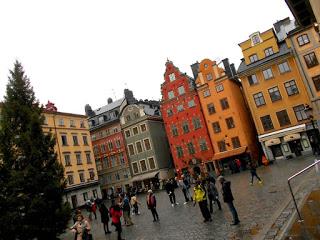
[71,195,78,209]
[270,144,283,158]
[288,140,303,156]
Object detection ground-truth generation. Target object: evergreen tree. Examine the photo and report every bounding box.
[0,61,71,240]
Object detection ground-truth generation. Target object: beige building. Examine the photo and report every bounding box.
[43,109,101,209]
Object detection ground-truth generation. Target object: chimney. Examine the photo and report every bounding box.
[107,98,113,104]
[190,62,199,79]
[85,104,94,117]
[124,89,136,104]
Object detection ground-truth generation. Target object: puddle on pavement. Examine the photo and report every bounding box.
[285,189,320,240]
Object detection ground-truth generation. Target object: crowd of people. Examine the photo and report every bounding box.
[69,162,263,240]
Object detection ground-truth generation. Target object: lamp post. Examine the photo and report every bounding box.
[304,104,320,157]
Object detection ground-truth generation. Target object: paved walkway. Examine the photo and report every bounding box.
[60,155,319,240]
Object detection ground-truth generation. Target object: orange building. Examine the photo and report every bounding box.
[193,58,259,173]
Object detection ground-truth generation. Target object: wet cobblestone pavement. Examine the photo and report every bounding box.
[60,155,318,240]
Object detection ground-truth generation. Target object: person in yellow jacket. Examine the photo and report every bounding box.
[193,181,212,222]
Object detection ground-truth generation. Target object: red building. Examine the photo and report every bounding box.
[160,60,214,177]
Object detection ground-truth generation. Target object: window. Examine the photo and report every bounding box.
[144,139,151,150]
[188,100,195,108]
[76,153,82,165]
[72,135,79,146]
[79,172,85,183]
[225,117,235,129]
[83,192,88,201]
[248,74,258,85]
[169,73,176,82]
[108,142,113,151]
[128,144,135,155]
[167,109,173,116]
[132,162,139,174]
[203,90,211,98]
[212,122,221,133]
[133,127,139,135]
[217,140,226,152]
[293,105,308,121]
[61,135,68,146]
[70,119,75,127]
[263,68,273,80]
[182,122,190,133]
[171,125,178,136]
[285,80,299,96]
[136,141,143,153]
[126,115,131,122]
[207,103,216,115]
[134,112,139,119]
[313,75,320,91]
[249,54,258,63]
[103,156,109,168]
[187,142,195,154]
[231,137,241,149]
[86,153,92,164]
[140,124,147,132]
[216,84,224,92]
[168,91,175,99]
[278,61,290,74]
[297,34,310,46]
[220,98,229,110]
[64,154,71,166]
[110,155,117,167]
[192,118,201,130]
[253,92,266,107]
[93,146,99,155]
[260,115,274,131]
[264,47,274,57]
[304,52,319,68]
[113,127,118,133]
[89,170,95,180]
[80,120,85,128]
[206,73,213,80]
[115,173,120,181]
[199,139,208,151]
[177,104,184,112]
[101,144,106,153]
[276,110,291,127]
[148,157,156,169]
[178,86,185,95]
[67,174,74,185]
[82,135,88,145]
[268,86,282,102]
[115,139,121,148]
[125,130,131,138]
[176,146,183,158]
[119,153,125,165]
[91,134,96,141]
[58,119,64,126]
[251,34,261,45]
[92,189,98,198]
[140,160,147,172]
[95,159,102,171]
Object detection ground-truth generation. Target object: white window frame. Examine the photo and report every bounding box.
[147,156,157,170]
[140,123,147,132]
[135,140,143,154]
[127,144,135,156]
[143,138,152,151]
[132,162,139,174]
[178,86,185,95]
[132,126,139,135]
[169,73,176,82]
[203,89,211,98]
[125,129,131,138]
[139,159,148,172]
[168,90,175,99]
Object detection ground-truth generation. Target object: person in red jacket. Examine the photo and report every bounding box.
[146,189,159,222]
[110,198,124,240]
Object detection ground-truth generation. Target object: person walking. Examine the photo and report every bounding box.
[110,198,125,240]
[165,179,178,207]
[91,200,97,220]
[130,194,140,215]
[146,189,159,222]
[207,178,222,213]
[217,176,240,225]
[98,202,111,234]
[193,181,212,222]
[178,177,189,204]
[122,193,134,226]
[249,161,263,185]
[70,214,91,240]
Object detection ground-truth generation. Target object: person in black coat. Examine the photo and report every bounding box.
[165,179,178,206]
[217,176,240,225]
[98,203,111,234]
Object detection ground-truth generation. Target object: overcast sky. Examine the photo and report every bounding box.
[0,0,293,114]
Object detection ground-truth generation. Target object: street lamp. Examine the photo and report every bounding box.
[304,104,320,156]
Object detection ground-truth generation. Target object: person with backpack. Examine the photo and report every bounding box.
[110,198,125,240]
[146,189,159,222]
[193,180,212,222]
[121,193,133,226]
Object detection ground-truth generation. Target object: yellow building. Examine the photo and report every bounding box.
[238,24,313,161]
[287,25,320,128]
[42,108,101,209]
[194,58,258,173]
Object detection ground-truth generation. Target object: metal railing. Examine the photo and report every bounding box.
[288,159,320,221]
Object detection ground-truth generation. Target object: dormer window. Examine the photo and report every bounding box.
[250,32,262,46]
[169,73,176,82]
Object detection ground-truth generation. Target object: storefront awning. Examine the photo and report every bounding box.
[130,171,159,182]
[212,146,247,161]
[283,133,301,142]
[265,138,281,147]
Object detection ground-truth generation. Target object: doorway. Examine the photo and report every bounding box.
[288,140,303,156]
[270,144,283,158]
[71,195,78,209]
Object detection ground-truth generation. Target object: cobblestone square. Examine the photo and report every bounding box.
[61,155,318,240]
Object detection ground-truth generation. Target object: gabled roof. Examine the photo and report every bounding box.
[93,98,125,115]
[237,42,292,74]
